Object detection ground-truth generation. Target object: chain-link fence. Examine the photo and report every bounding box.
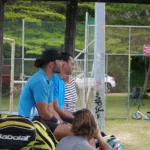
[84,22,150,119]
[2,20,150,118]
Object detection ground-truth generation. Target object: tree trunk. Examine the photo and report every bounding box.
[64,0,78,57]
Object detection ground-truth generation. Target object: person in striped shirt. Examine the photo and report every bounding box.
[64,75,78,114]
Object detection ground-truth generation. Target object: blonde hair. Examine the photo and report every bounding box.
[71,109,97,137]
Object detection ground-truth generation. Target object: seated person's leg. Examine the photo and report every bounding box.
[44,119,73,141]
[53,123,73,141]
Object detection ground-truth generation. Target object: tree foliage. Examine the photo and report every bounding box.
[4,1,150,92]
[4,0,94,57]
[106,3,150,25]
[4,1,150,57]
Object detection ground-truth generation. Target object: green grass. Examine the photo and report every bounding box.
[105,119,150,150]
[104,94,150,150]
[76,92,150,150]
[1,93,150,150]
[1,94,19,111]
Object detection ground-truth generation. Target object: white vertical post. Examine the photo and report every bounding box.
[83,12,88,108]
[94,3,105,132]
[105,54,108,117]
[10,40,15,113]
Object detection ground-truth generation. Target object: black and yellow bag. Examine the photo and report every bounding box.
[31,116,58,150]
[0,114,36,150]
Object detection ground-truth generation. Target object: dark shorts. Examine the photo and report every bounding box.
[60,116,73,124]
[72,111,76,116]
[43,119,58,133]
[32,116,58,133]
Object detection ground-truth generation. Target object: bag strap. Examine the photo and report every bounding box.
[32,116,58,145]
[0,114,25,118]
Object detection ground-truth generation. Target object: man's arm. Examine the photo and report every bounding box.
[47,103,63,123]
[36,102,54,120]
[53,99,74,119]
[51,74,74,119]
[36,102,63,124]
[94,126,112,150]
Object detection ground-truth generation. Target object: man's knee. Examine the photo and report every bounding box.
[54,123,73,141]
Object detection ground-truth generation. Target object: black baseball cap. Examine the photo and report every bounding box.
[41,49,62,62]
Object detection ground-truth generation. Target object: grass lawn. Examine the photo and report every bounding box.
[105,118,150,150]
[1,93,150,150]
[76,92,150,150]
[0,94,19,111]
[106,95,150,150]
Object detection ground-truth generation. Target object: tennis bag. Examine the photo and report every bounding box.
[97,132,123,150]
[30,116,58,150]
[0,114,36,150]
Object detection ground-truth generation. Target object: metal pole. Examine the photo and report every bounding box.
[8,38,15,114]
[105,54,108,117]
[127,27,131,119]
[83,12,88,108]
[3,37,15,113]
[0,1,4,112]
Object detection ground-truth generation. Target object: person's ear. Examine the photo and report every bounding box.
[62,61,67,67]
[48,61,54,68]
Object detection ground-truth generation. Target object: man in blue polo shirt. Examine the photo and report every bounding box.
[51,52,74,123]
[18,50,62,121]
[18,49,73,141]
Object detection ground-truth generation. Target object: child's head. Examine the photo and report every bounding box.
[71,109,97,137]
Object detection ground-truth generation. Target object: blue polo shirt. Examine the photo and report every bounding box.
[18,68,53,118]
[51,73,65,109]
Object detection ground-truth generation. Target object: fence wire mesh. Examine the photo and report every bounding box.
[1,21,149,118]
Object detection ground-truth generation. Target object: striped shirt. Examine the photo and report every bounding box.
[64,76,78,113]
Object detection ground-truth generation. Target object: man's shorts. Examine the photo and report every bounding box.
[32,116,58,133]
[60,116,73,124]
[43,119,58,133]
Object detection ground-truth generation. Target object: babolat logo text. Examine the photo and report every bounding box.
[0,134,30,141]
